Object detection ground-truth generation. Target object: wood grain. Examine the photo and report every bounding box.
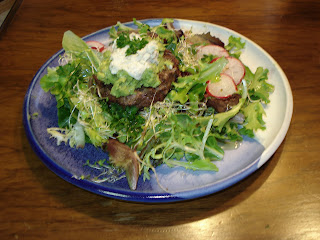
[0,0,319,239]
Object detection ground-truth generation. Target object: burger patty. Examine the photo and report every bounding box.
[206,94,241,113]
[94,49,180,109]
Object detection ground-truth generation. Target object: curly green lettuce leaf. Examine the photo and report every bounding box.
[116,21,134,32]
[225,36,246,58]
[151,19,176,45]
[219,122,244,142]
[133,18,151,35]
[40,61,84,108]
[167,57,228,104]
[109,26,118,39]
[240,101,266,132]
[140,112,226,179]
[245,66,274,103]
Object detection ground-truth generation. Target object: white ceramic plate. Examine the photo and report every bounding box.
[23,19,293,203]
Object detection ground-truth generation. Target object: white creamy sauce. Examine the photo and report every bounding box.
[109,38,159,80]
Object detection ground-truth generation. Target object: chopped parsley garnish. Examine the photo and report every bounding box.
[100,101,145,145]
[116,32,149,56]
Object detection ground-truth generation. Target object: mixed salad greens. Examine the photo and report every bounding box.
[40,18,274,190]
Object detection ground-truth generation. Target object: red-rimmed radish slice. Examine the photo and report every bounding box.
[223,57,245,85]
[206,73,237,99]
[86,40,105,52]
[197,44,229,59]
[210,57,220,63]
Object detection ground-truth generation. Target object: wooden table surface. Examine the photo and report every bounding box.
[0,0,319,239]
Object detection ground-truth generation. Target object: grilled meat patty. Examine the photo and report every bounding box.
[94,49,180,109]
[206,94,241,113]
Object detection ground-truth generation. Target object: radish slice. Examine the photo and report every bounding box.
[197,44,229,60]
[210,57,220,63]
[86,40,105,52]
[223,57,245,85]
[206,73,238,99]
